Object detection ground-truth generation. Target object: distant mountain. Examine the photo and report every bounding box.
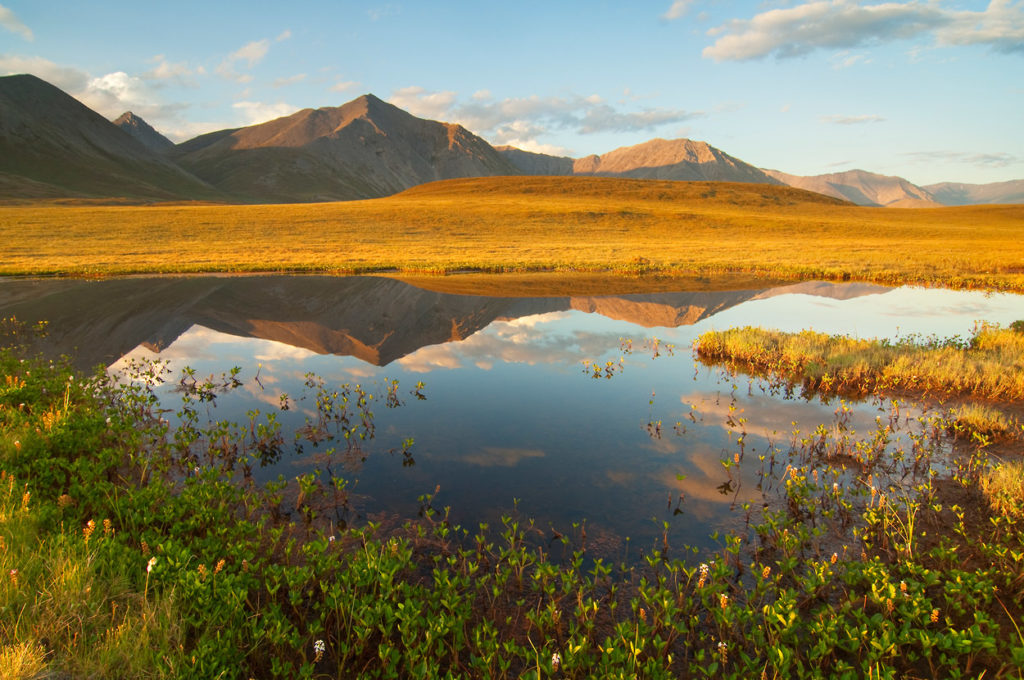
[923,180,1024,206]
[0,74,222,201]
[171,94,520,202]
[494,146,575,175]
[762,168,940,208]
[113,111,175,152]
[499,138,780,185]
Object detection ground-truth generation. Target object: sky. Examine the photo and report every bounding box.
[1,0,1021,185]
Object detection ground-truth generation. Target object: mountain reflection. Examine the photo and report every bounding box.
[0,275,889,369]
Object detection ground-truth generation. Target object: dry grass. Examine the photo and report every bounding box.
[695,323,1024,401]
[980,460,1024,518]
[2,176,1023,290]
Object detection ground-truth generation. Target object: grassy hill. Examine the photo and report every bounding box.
[2,176,1022,291]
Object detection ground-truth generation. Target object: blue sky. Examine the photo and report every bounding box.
[1,1,1021,185]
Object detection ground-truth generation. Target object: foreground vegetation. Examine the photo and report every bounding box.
[2,177,1024,291]
[2,319,1024,678]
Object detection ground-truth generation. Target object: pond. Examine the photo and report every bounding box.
[3,275,1023,559]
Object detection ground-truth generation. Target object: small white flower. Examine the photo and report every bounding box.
[147,557,157,573]
[314,639,325,654]
[551,652,561,671]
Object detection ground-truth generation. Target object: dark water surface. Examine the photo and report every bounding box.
[4,275,1023,556]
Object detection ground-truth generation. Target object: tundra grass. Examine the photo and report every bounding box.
[2,177,1023,291]
[696,322,1024,402]
[3,319,1024,678]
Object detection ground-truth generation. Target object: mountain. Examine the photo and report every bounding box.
[923,180,1024,206]
[0,74,222,201]
[494,146,574,175]
[762,168,941,208]
[499,138,780,185]
[170,94,520,203]
[113,111,175,152]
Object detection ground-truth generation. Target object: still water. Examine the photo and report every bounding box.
[3,276,1023,556]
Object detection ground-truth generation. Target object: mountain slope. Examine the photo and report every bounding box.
[113,111,175,152]
[763,168,941,208]
[171,94,521,202]
[499,138,779,184]
[923,180,1024,206]
[0,74,222,201]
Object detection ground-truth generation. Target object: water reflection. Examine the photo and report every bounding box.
[3,275,1023,557]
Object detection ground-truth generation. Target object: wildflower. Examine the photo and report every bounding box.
[698,563,708,588]
[639,607,647,623]
[833,483,839,494]
[313,639,325,663]
[328,535,336,543]
[20,489,29,511]
[717,641,728,663]
[719,593,729,609]
[141,540,150,555]
[733,452,740,464]
[83,519,96,543]
[105,417,111,426]
[103,519,112,535]
[13,440,20,451]
[551,652,561,672]
[761,565,771,579]
[899,580,907,594]
[147,557,157,573]
[9,569,18,585]
[242,559,250,572]
[214,559,225,575]
[931,608,940,623]
[198,564,208,581]
[57,494,73,508]
[831,552,838,564]
[885,598,894,614]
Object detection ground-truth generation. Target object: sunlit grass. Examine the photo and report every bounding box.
[695,322,1024,400]
[981,460,1024,518]
[2,176,1023,290]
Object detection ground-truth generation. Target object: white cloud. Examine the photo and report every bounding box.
[702,0,1024,62]
[903,150,1018,168]
[820,113,886,124]
[0,55,88,92]
[830,50,870,68]
[662,0,694,20]
[330,79,359,93]
[232,100,298,125]
[144,58,194,83]
[388,86,458,120]
[275,29,292,42]
[367,4,400,21]
[388,87,702,151]
[217,38,273,82]
[230,39,270,67]
[0,4,32,41]
[272,73,307,88]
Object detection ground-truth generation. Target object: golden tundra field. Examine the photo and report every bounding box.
[2,176,1023,292]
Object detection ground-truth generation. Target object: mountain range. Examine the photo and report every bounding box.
[0,73,1019,206]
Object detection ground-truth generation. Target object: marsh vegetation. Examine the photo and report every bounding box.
[2,296,1023,677]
